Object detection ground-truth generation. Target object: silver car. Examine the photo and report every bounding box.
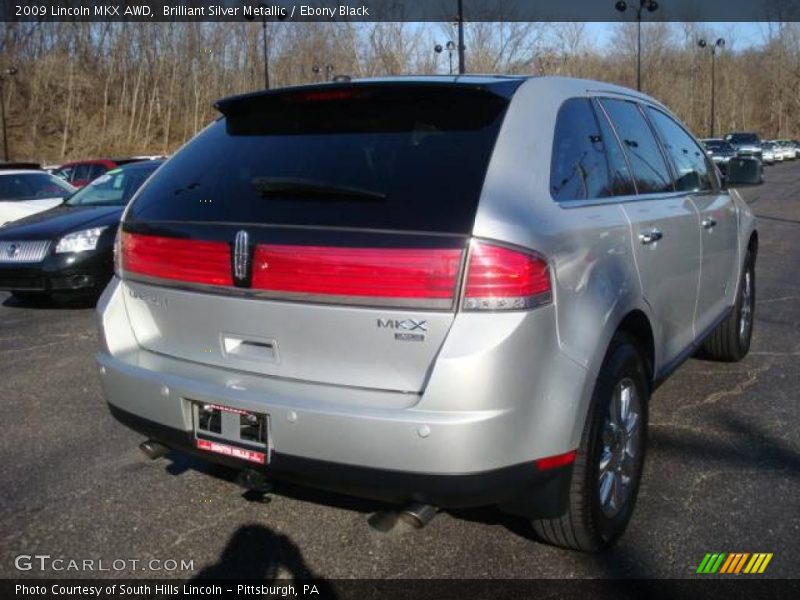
[97,76,758,552]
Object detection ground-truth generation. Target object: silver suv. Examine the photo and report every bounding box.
[97,76,758,551]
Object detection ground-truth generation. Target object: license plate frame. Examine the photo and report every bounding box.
[191,401,270,465]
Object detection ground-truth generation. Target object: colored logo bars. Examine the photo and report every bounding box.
[696,552,773,574]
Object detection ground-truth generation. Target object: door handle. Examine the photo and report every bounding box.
[702,218,717,230]
[639,229,663,245]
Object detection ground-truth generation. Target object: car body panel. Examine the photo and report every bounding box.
[96,76,757,510]
[0,197,64,226]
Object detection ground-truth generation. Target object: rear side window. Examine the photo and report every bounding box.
[550,98,614,201]
[72,164,92,182]
[646,107,715,192]
[599,99,673,194]
[550,98,636,201]
[126,85,512,234]
[87,163,108,181]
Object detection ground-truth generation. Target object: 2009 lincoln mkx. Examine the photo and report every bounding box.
[97,75,758,551]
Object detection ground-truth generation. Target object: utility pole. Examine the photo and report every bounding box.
[0,66,18,162]
[457,0,465,74]
[698,38,726,137]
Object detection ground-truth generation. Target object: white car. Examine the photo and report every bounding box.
[0,169,76,226]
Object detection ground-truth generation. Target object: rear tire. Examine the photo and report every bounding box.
[531,333,649,552]
[701,251,755,362]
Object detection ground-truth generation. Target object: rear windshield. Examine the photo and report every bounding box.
[126,85,511,233]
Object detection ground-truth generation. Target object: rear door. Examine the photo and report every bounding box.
[597,98,702,366]
[119,83,516,393]
[645,106,739,336]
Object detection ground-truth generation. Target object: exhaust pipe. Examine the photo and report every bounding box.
[237,469,273,494]
[139,439,169,460]
[398,503,438,528]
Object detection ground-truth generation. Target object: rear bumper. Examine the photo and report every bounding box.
[96,276,586,518]
[108,403,572,517]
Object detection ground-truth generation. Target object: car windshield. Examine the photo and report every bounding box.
[727,133,760,144]
[0,173,75,201]
[66,164,160,207]
[705,141,733,152]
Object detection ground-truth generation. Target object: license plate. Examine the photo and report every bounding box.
[191,401,269,464]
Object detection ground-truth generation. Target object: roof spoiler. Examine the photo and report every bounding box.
[214,80,523,118]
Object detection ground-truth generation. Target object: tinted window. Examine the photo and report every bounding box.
[726,133,760,145]
[704,140,733,152]
[128,86,510,233]
[87,163,109,181]
[54,167,73,181]
[550,98,613,201]
[593,100,636,196]
[0,173,74,201]
[599,99,672,194]
[66,164,160,207]
[72,164,93,182]
[647,108,715,192]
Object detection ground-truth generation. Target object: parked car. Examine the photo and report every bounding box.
[52,158,146,188]
[775,139,798,160]
[724,131,763,160]
[0,165,76,226]
[761,141,777,164]
[0,160,163,301]
[701,138,737,171]
[97,77,758,552]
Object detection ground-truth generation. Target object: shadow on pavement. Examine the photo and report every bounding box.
[650,413,800,477]
[162,450,394,516]
[2,292,97,309]
[189,524,336,592]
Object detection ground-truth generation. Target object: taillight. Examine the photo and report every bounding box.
[121,232,233,287]
[463,241,551,311]
[251,244,462,308]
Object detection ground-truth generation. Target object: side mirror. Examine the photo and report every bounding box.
[725,157,763,187]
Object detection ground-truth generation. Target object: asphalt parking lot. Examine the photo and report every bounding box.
[1,165,798,581]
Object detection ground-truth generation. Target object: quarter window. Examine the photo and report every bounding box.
[646,107,715,192]
[550,98,616,201]
[598,99,673,194]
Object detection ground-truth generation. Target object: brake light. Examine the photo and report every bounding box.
[535,450,577,471]
[463,241,551,311]
[285,89,363,103]
[251,244,462,307]
[121,232,233,286]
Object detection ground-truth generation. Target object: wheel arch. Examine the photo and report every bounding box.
[615,310,656,391]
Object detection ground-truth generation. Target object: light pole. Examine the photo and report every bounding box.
[698,38,725,138]
[245,3,285,90]
[313,64,335,82]
[456,0,465,74]
[615,0,660,91]
[0,66,18,162]
[434,41,457,75]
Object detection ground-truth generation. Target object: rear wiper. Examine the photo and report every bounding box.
[251,177,386,202]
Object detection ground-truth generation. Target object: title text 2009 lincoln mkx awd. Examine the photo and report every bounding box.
[97,76,757,551]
